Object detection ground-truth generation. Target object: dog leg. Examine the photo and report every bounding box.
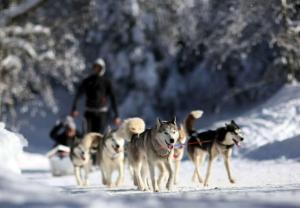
[191,153,201,183]
[133,171,138,186]
[197,152,206,183]
[74,166,83,186]
[83,164,90,186]
[165,160,174,191]
[192,168,199,183]
[106,168,113,188]
[174,160,180,185]
[116,161,124,187]
[134,162,146,191]
[141,163,151,191]
[148,161,159,192]
[204,152,217,187]
[192,154,204,184]
[157,163,167,189]
[223,150,235,184]
[130,165,138,186]
[100,165,108,186]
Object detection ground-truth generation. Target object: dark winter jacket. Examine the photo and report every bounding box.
[49,123,82,147]
[71,74,119,118]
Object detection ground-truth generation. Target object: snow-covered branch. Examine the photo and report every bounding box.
[0,0,46,26]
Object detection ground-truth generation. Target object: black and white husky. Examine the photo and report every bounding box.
[186,111,244,187]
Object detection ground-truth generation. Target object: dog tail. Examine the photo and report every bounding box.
[82,132,103,148]
[126,117,146,135]
[184,110,203,135]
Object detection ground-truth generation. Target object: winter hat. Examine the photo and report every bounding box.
[64,116,76,130]
[94,58,106,76]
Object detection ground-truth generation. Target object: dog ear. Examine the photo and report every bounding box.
[171,116,176,125]
[156,118,162,129]
[179,124,184,130]
[231,120,238,125]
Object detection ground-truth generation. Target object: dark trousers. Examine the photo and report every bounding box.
[84,111,107,134]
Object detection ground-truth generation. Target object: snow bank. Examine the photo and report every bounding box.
[209,84,300,153]
[245,135,300,160]
[0,122,28,174]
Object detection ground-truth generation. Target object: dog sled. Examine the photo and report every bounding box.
[46,145,73,177]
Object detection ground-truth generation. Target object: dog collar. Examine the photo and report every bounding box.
[103,143,121,160]
[174,143,185,149]
[217,142,234,149]
[152,138,171,158]
[74,145,86,161]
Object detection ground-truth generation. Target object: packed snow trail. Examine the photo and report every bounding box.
[10,154,300,208]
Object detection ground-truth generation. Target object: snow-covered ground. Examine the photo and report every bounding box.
[2,157,300,208]
[1,84,300,207]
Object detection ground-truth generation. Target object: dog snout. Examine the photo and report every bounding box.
[115,144,120,149]
[240,137,244,141]
[170,138,175,144]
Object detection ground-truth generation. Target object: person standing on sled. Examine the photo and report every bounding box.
[70,58,121,134]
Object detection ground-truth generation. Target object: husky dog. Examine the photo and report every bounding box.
[98,118,145,187]
[186,112,244,187]
[70,133,102,186]
[157,124,188,187]
[128,117,179,192]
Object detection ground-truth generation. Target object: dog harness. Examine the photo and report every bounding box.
[103,143,122,160]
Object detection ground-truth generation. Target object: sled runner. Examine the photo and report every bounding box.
[46,145,73,177]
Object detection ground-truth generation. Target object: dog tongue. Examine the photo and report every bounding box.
[233,139,240,147]
[168,145,174,149]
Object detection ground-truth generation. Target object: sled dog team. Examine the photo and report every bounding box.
[70,110,244,192]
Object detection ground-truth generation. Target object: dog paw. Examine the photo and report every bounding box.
[198,177,204,183]
[137,186,145,191]
[166,184,173,191]
[229,178,236,184]
[83,180,90,186]
[115,180,123,187]
[106,182,113,188]
[203,182,209,187]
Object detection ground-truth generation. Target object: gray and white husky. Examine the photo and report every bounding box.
[128,117,179,192]
[186,111,244,187]
[70,133,102,186]
[98,118,145,187]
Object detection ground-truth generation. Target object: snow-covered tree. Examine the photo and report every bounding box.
[0,0,299,126]
[0,0,85,125]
